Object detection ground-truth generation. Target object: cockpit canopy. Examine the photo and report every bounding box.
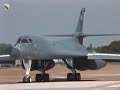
[16,36,32,44]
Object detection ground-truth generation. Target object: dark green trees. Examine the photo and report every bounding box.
[0,43,12,55]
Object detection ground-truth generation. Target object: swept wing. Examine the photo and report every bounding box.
[88,53,120,61]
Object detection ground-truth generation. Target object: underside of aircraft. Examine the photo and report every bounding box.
[1,8,120,83]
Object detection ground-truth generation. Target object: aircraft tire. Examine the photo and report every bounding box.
[23,76,32,83]
[43,74,49,82]
[67,73,73,81]
[36,74,49,82]
[76,73,81,81]
[36,74,42,82]
[67,73,81,81]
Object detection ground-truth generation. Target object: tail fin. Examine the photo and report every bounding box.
[74,8,86,44]
[44,8,120,42]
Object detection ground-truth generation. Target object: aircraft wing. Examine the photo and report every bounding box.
[0,55,13,61]
[0,55,15,63]
[88,53,120,61]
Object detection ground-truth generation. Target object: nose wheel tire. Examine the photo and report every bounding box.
[23,76,32,83]
[36,73,49,82]
[67,73,81,81]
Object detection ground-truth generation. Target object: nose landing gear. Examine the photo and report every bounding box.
[23,76,32,83]
[22,59,32,83]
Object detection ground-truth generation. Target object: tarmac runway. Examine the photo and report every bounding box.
[0,63,120,90]
[1,81,120,90]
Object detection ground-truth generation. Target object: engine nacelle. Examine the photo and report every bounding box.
[22,60,55,71]
[73,58,107,70]
[88,59,107,70]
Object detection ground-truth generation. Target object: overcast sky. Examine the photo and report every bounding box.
[0,0,120,47]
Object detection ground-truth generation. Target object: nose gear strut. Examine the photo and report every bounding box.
[22,59,32,83]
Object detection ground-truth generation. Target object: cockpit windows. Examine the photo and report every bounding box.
[28,39,32,43]
[21,39,29,43]
[16,38,21,43]
[16,37,32,44]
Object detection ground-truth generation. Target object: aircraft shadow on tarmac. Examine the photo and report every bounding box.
[0,78,96,84]
[17,78,96,83]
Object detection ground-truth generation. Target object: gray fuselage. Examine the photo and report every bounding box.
[14,35,88,60]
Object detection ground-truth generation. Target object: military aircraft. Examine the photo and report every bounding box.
[1,8,120,83]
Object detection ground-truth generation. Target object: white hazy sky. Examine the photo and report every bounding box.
[0,0,120,47]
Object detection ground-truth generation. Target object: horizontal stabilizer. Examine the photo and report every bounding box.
[44,33,120,37]
[79,33,120,37]
[44,34,73,37]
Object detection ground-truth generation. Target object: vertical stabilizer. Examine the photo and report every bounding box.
[74,8,86,44]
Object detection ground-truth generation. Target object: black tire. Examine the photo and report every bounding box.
[23,76,32,83]
[43,74,49,82]
[67,73,81,81]
[75,73,81,81]
[36,74,42,82]
[67,73,74,81]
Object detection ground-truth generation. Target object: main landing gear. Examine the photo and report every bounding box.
[36,72,49,82]
[63,59,81,81]
[67,70,81,81]
[36,61,51,82]
[22,59,32,83]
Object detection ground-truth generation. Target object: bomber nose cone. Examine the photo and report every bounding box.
[11,48,20,59]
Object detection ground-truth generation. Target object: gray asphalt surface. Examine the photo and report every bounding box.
[1,81,120,90]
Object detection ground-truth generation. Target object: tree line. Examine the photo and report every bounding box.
[0,43,13,55]
[95,41,120,53]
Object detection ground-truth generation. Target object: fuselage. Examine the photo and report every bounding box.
[13,35,88,60]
